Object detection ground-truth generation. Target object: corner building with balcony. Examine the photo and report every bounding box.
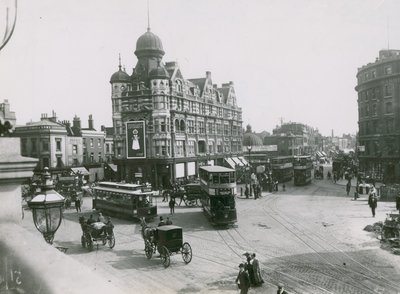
[355,49,400,183]
[111,28,243,188]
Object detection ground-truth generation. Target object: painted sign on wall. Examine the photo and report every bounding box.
[126,121,146,158]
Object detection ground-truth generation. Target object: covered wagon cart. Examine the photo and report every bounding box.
[144,225,192,268]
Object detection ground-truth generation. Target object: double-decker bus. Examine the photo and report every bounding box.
[271,156,294,183]
[293,156,313,186]
[92,182,157,220]
[199,166,237,226]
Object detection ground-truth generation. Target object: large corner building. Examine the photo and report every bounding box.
[355,49,400,183]
[110,27,243,188]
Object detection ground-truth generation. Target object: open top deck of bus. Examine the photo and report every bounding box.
[97,181,146,189]
[200,166,235,173]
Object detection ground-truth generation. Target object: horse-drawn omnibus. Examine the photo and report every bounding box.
[199,166,237,226]
[92,181,157,220]
[271,156,294,183]
[293,155,313,186]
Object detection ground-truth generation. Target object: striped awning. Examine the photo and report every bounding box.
[71,167,90,176]
[224,157,236,169]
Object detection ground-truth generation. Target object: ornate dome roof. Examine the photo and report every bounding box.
[110,68,130,83]
[243,132,263,146]
[149,64,169,79]
[135,29,165,56]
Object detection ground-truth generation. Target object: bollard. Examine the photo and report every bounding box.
[240,187,243,196]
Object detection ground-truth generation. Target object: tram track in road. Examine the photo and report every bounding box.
[212,222,337,294]
[276,182,400,290]
[261,192,400,293]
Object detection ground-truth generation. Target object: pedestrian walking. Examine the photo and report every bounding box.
[75,197,81,212]
[369,195,378,217]
[245,184,249,199]
[235,263,251,294]
[243,252,255,287]
[169,197,176,214]
[277,283,288,294]
[282,183,286,191]
[251,253,264,286]
[346,181,351,196]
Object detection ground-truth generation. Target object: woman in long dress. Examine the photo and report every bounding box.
[251,253,264,286]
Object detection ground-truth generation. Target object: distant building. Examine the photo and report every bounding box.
[110,27,243,187]
[355,49,400,182]
[0,99,16,130]
[14,112,83,171]
[14,112,106,182]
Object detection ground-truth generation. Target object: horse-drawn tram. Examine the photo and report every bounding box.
[141,220,192,268]
[92,181,157,220]
[199,166,237,226]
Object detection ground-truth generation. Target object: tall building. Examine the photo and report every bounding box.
[0,99,16,130]
[110,27,243,187]
[355,49,400,183]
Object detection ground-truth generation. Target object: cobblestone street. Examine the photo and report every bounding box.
[21,177,400,293]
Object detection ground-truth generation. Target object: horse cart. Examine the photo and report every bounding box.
[141,221,192,268]
[79,216,115,251]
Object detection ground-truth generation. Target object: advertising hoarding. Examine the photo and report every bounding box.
[126,121,146,159]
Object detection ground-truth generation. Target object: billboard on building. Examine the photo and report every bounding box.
[126,121,146,159]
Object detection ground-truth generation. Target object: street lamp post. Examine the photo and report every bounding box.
[28,168,65,244]
[247,145,253,196]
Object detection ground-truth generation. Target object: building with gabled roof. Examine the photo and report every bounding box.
[110,27,243,187]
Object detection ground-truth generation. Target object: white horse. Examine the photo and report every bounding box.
[140,217,156,244]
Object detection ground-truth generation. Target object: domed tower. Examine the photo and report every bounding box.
[134,27,165,83]
[243,125,263,147]
[110,55,131,99]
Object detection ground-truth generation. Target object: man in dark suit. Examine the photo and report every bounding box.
[235,263,250,294]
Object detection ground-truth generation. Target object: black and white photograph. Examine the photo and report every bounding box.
[1,0,400,293]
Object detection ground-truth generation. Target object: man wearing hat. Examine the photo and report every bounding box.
[277,283,288,294]
[235,263,250,294]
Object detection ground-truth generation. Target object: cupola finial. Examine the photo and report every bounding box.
[147,0,151,32]
[118,53,122,70]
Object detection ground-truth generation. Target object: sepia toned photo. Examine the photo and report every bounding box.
[1,1,400,293]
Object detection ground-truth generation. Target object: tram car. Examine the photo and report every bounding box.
[293,155,313,186]
[199,166,237,226]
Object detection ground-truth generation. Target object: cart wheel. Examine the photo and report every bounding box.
[81,235,86,248]
[102,237,107,245]
[108,234,115,249]
[181,242,192,264]
[160,246,170,268]
[87,237,93,251]
[145,240,153,259]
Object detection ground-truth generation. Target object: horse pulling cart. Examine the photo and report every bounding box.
[141,220,192,268]
[79,216,115,251]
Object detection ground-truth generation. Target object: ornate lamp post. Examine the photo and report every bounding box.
[28,168,65,244]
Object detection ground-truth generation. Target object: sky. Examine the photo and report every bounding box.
[1,0,399,136]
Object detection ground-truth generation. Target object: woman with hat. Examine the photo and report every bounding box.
[243,252,255,286]
[251,253,264,286]
[235,263,250,294]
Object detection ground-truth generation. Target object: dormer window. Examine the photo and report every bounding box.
[176,80,183,92]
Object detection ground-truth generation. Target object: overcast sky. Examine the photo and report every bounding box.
[1,0,399,136]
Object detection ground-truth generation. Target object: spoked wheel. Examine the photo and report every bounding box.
[181,242,192,264]
[86,235,93,251]
[160,246,170,268]
[81,235,86,248]
[145,240,153,259]
[108,234,116,249]
[102,237,107,245]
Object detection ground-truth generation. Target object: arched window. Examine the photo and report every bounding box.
[180,120,185,132]
[175,119,180,132]
[176,80,183,92]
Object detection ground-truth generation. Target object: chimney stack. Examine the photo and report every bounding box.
[88,114,94,130]
[206,71,211,79]
[73,115,81,130]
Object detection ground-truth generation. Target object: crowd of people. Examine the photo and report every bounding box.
[235,252,264,293]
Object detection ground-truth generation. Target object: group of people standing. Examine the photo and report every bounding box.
[235,252,264,293]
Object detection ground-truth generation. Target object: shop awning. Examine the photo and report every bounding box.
[224,157,236,169]
[238,156,248,166]
[232,157,244,167]
[107,163,118,173]
[71,167,90,176]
